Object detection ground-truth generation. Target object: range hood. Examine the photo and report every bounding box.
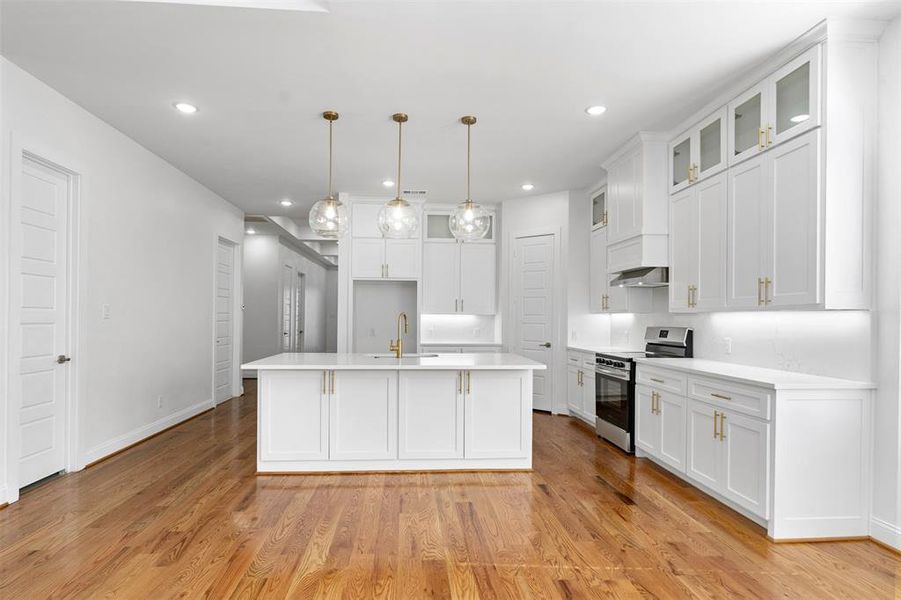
[609,267,669,288]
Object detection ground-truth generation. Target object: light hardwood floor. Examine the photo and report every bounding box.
[0,380,897,598]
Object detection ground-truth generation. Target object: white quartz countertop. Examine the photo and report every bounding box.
[635,358,875,390]
[242,352,547,371]
[567,344,641,354]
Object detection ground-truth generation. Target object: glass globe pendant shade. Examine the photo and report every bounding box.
[449,200,490,241]
[308,195,348,238]
[377,197,419,239]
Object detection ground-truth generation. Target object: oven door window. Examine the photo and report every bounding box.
[596,374,630,430]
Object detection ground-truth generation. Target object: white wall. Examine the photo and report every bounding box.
[352,281,418,353]
[501,191,570,414]
[241,235,334,371]
[0,57,245,500]
[420,314,499,345]
[325,268,339,352]
[872,15,901,550]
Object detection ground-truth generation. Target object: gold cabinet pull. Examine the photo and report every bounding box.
[603,210,608,226]
[764,277,772,305]
[322,370,328,394]
[710,393,731,401]
[330,371,336,394]
[650,378,664,384]
[757,128,765,150]
[757,277,765,306]
[766,125,773,146]
[719,413,727,440]
[466,371,471,394]
[713,410,720,438]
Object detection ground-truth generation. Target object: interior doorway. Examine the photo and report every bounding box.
[214,237,238,404]
[294,272,306,351]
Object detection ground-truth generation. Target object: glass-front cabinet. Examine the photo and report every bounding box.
[669,108,727,193]
[591,185,607,229]
[729,44,820,165]
[425,211,494,242]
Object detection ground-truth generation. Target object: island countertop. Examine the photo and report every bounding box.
[242,352,547,371]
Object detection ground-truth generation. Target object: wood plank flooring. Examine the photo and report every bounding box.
[0,379,897,598]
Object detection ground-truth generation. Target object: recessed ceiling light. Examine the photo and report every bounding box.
[382,179,395,187]
[280,199,293,207]
[521,183,534,191]
[174,102,198,114]
[790,113,810,123]
[585,105,607,116]
[245,228,256,235]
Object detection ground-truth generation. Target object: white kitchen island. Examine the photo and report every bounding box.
[241,353,546,473]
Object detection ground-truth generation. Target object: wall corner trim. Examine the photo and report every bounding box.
[870,516,901,552]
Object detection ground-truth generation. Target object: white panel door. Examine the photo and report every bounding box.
[669,187,696,311]
[695,172,728,310]
[464,370,528,458]
[398,371,463,459]
[351,238,386,279]
[214,239,234,403]
[766,129,820,308]
[658,391,686,472]
[686,400,721,490]
[722,410,770,519]
[422,242,459,314]
[16,157,70,488]
[512,234,555,412]
[460,242,496,314]
[280,264,294,352]
[726,153,767,308]
[329,371,398,460]
[634,387,659,456]
[385,239,420,279]
[259,371,328,461]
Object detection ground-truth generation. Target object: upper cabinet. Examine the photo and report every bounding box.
[588,227,653,314]
[425,211,494,242]
[349,201,422,280]
[590,185,608,230]
[669,108,727,194]
[728,45,821,166]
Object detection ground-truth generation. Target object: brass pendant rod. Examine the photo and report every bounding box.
[328,118,333,199]
[396,119,402,200]
[466,121,471,202]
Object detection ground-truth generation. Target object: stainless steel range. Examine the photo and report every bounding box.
[595,326,693,453]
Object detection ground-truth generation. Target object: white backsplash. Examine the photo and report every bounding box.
[420,314,500,344]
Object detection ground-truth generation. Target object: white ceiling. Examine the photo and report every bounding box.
[2,1,899,218]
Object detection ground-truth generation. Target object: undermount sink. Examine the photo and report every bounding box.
[368,353,440,359]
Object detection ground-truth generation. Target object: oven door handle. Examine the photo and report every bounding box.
[594,366,631,381]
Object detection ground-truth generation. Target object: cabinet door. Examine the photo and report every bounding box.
[398,371,463,459]
[422,242,459,313]
[351,238,386,279]
[721,410,770,519]
[695,171,727,310]
[591,186,608,229]
[696,108,727,181]
[685,400,721,490]
[460,243,496,314]
[669,187,696,312]
[259,371,329,461]
[657,391,686,473]
[769,45,821,146]
[351,203,384,238]
[329,371,398,460]
[634,386,659,456]
[589,228,606,313]
[581,372,596,423]
[567,367,582,415]
[726,153,767,308]
[765,129,820,308]
[385,239,420,279]
[669,131,693,193]
[464,371,529,458]
[728,84,766,165]
[621,149,643,239]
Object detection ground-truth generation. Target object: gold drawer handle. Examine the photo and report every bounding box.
[710,393,731,401]
[650,378,665,384]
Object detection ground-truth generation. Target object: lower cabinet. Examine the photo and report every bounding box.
[581,370,596,423]
[259,370,330,461]
[464,370,530,458]
[566,351,596,424]
[330,371,398,460]
[567,366,581,415]
[635,385,684,472]
[398,370,464,459]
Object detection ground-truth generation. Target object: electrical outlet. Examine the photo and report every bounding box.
[157,395,164,409]
[473,327,481,337]
[724,337,733,355]
[102,304,111,320]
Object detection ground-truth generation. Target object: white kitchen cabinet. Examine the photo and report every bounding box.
[425,211,495,242]
[422,240,496,315]
[465,370,530,459]
[669,107,727,193]
[634,386,659,456]
[669,172,727,312]
[727,129,820,309]
[398,371,463,459]
[588,227,653,314]
[329,371,398,460]
[721,410,770,518]
[635,385,685,472]
[567,366,581,415]
[728,45,821,166]
[591,185,607,230]
[581,370,596,423]
[351,238,420,280]
[351,203,384,238]
[258,370,329,461]
[685,399,721,489]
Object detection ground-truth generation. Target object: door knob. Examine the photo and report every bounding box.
[57,355,71,364]
[540,342,552,348]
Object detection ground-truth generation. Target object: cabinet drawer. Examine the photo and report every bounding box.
[567,352,583,365]
[687,376,772,420]
[582,356,596,369]
[636,366,687,395]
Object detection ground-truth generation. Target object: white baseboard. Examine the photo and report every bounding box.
[870,516,901,551]
[81,398,214,466]
[242,370,258,379]
[0,485,8,506]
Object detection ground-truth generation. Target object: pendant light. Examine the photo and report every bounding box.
[308,111,349,238]
[377,113,419,238]
[450,115,491,241]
